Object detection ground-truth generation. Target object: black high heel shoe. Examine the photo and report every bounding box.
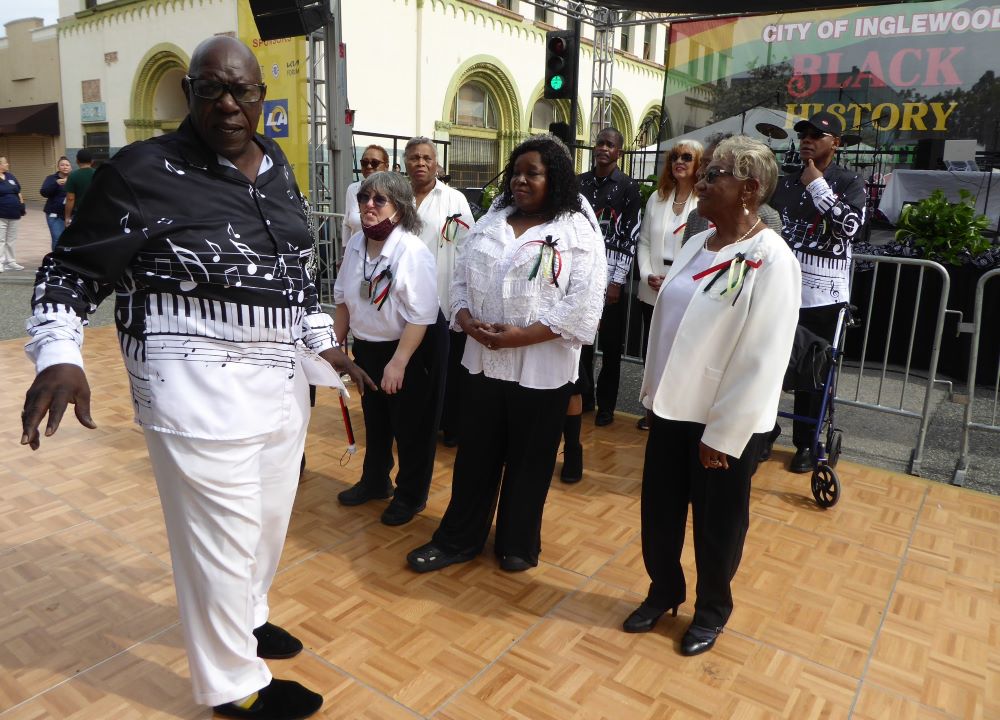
[680,623,723,656]
[622,602,678,633]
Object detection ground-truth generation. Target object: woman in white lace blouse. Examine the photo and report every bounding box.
[407,135,607,573]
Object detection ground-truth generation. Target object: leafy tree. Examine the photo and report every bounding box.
[709,61,794,123]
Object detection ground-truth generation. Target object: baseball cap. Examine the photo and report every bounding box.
[794,111,843,138]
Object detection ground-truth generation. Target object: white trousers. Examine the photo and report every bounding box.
[144,369,310,707]
[0,218,18,267]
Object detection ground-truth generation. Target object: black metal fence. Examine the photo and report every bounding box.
[448,135,501,189]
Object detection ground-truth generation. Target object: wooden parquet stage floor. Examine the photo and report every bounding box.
[1,326,997,719]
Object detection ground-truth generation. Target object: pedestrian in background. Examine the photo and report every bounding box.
[64,149,96,227]
[40,156,72,250]
[0,155,25,272]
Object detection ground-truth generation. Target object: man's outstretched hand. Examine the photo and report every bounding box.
[319,347,377,395]
[21,364,97,450]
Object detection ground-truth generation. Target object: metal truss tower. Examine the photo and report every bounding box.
[589,6,618,144]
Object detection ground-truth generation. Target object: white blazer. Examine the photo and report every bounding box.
[636,189,698,306]
[640,227,801,457]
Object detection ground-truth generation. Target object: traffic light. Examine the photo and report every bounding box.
[544,29,577,101]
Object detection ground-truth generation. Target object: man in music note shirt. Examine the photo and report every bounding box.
[20,37,372,720]
[770,110,866,473]
[576,128,642,427]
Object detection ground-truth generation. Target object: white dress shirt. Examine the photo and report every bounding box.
[334,225,440,342]
[415,179,475,316]
[452,204,606,389]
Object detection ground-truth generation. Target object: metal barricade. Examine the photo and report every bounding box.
[841,254,953,475]
[310,209,344,310]
[953,268,1000,486]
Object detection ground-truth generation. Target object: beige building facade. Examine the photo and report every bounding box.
[35,0,670,193]
[0,18,63,200]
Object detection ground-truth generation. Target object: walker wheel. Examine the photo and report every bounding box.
[827,429,843,468]
[811,465,840,508]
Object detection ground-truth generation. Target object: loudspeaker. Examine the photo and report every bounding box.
[913,138,946,170]
[249,0,330,41]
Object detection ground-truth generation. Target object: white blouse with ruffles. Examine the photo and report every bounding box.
[450,203,606,389]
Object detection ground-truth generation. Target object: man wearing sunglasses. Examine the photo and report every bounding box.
[770,110,866,473]
[20,36,373,720]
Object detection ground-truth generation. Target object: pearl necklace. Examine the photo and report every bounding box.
[704,217,762,250]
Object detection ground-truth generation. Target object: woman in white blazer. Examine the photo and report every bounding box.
[623,137,801,657]
[635,140,702,429]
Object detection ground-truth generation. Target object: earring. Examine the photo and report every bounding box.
[742,198,749,216]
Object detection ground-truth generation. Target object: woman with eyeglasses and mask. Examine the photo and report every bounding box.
[342,145,390,248]
[635,139,702,431]
[406,134,606,574]
[333,171,447,526]
[624,136,800,657]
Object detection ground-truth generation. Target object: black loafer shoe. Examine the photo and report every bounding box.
[636,416,650,431]
[622,602,677,633]
[595,410,614,427]
[337,481,391,506]
[499,555,534,572]
[253,622,303,659]
[560,443,583,484]
[407,542,478,573]
[213,678,323,719]
[680,624,723,656]
[789,447,814,474]
[380,500,426,526]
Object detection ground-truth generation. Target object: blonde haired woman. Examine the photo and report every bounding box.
[634,139,702,429]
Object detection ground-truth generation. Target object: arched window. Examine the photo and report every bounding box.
[530,99,563,131]
[636,112,661,148]
[451,82,498,129]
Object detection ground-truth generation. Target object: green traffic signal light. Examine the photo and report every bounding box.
[549,75,564,91]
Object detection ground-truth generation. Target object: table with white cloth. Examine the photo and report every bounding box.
[878,169,1000,227]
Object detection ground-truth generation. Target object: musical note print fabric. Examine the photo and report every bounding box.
[771,163,867,308]
[578,167,643,286]
[26,118,336,440]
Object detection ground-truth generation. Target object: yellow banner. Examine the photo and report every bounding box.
[237,0,309,194]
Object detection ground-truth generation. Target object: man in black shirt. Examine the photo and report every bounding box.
[21,37,371,720]
[561,127,641,482]
[770,111,866,472]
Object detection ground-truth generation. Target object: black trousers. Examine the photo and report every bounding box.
[440,329,467,439]
[793,303,843,449]
[351,313,448,508]
[431,373,572,564]
[640,301,654,360]
[578,297,627,412]
[641,417,766,629]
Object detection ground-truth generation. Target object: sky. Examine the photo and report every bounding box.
[0,0,61,36]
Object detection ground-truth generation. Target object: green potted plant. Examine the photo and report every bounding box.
[894,188,991,265]
[850,187,999,381]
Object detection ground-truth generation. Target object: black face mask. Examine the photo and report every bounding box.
[362,213,398,242]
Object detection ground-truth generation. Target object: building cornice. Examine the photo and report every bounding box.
[59,0,224,36]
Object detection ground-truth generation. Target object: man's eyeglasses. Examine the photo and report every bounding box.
[357,192,390,208]
[797,130,831,141]
[670,152,694,163]
[186,77,266,104]
[700,167,736,184]
[360,159,386,169]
